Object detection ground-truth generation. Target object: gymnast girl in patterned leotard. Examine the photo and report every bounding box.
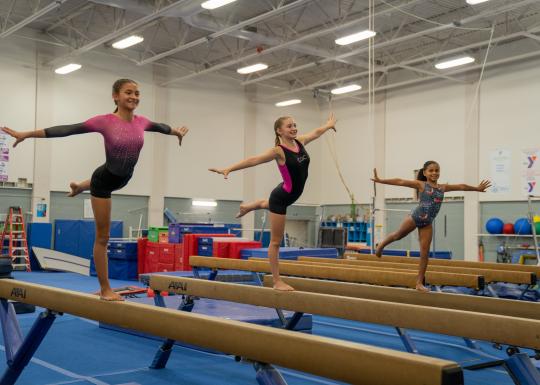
[371,161,491,292]
[2,79,188,301]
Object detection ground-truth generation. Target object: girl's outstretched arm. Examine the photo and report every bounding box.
[443,180,491,192]
[2,126,46,147]
[371,168,423,190]
[3,121,98,147]
[209,147,281,179]
[297,112,337,146]
[146,122,189,146]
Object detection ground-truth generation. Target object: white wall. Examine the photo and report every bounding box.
[163,79,245,200]
[4,34,540,210]
[385,82,467,199]
[320,100,373,205]
[479,61,540,201]
[0,37,37,183]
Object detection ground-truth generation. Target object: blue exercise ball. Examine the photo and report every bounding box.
[485,218,504,234]
[514,218,532,235]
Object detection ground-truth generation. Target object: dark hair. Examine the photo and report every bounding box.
[112,78,137,113]
[273,116,290,146]
[416,160,439,198]
[416,160,439,181]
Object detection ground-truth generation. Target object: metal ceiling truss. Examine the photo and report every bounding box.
[1,0,540,103]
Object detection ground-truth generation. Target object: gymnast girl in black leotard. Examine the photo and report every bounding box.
[210,113,337,291]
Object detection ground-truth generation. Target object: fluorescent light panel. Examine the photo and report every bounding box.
[466,0,490,4]
[192,200,217,207]
[54,64,81,75]
[112,35,144,49]
[237,63,268,74]
[201,0,237,10]
[335,30,376,45]
[331,84,361,95]
[435,56,475,69]
[275,99,301,107]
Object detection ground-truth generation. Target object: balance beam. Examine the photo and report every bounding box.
[248,257,485,289]
[0,280,463,385]
[344,253,540,275]
[190,256,484,290]
[149,275,540,350]
[262,276,540,320]
[0,279,463,385]
[297,257,536,285]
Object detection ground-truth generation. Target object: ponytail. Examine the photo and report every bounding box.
[416,168,427,182]
[273,116,290,146]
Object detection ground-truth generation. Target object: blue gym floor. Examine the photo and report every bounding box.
[0,271,537,385]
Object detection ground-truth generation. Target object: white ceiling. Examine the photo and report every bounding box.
[2,0,540,103]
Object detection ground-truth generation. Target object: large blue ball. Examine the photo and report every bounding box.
[485,218,504,234]
[514,218,532,235]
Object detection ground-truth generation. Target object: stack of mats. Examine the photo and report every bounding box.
[210,238,262,258]
[90,240,138,280]
[168,224,230,243]
[240,247,338,260]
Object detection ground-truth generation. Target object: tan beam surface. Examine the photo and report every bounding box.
[190,256,483,289]
[344,253,540,275]
[297,257,535,285]
[190,255,418,287]
[150,275,540,350]
[247,257,484,289]
[0,279,462,385]
[262,276,540,319]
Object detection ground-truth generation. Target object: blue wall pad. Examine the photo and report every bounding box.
[241,247,338,260]
[354,248,452,259]
[89,259,138,280]
[108,240,138,260]
[54,219,122,258]
[99,296,312,353]
[26,223,52,271]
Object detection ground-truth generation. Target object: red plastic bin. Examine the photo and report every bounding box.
[137,237,147,275]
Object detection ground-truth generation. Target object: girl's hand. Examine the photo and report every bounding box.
[1,127,26,147]
[325,112,337,132]
[371,168,382,183]
[175,126,188,146]
[477,179,492,192]
[209,168,230,179]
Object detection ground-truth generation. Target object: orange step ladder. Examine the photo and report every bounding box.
[1,206,31,271]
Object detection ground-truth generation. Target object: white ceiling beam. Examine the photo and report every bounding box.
[46,0,190,65]
[333,47,540,101]
[266,22,540,99]
[139,0,313,65]
[241,0,539,86]
[0,0,68,39]
[44,2,94,33]
[160,0,425,86]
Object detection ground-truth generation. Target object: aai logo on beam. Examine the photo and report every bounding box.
[168,281,187,291]
[10,287,26,299]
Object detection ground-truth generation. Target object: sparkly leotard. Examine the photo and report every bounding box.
[44,114,171,197]
[411,183,444,228]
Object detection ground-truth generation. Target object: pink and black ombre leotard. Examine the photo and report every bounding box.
[268,139,310,214]
[44,114,171,198]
